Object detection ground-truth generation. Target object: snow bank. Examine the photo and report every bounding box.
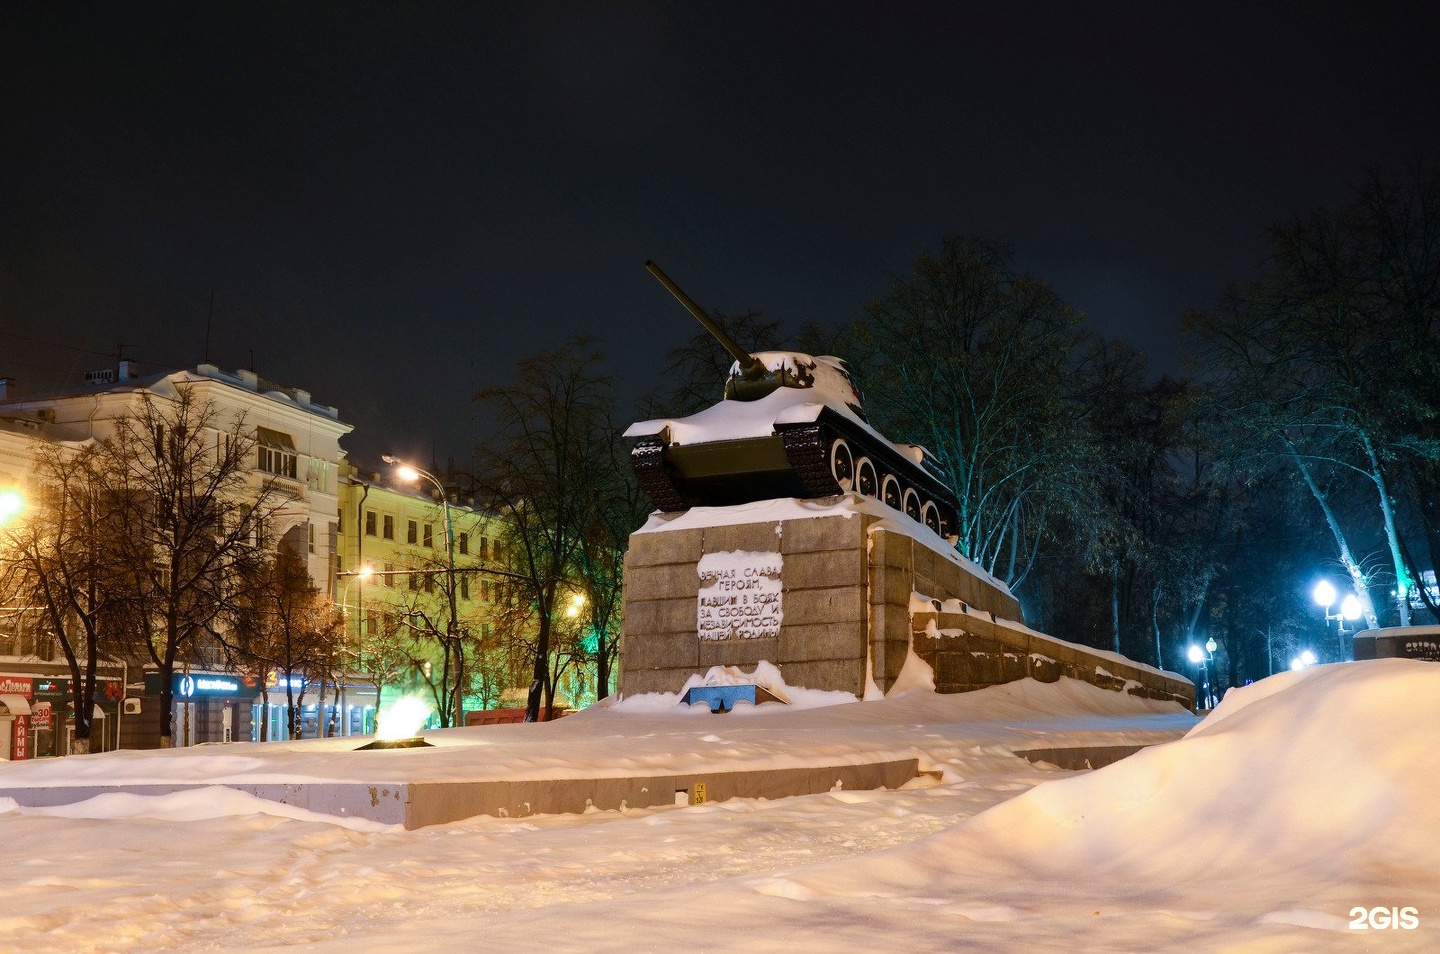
[876,660,1440,883]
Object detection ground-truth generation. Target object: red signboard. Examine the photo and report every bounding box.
[11,714,29,760]
[0,676,34,698]
[31,702,53,731]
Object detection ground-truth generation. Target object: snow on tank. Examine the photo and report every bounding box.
[627,263,960,541]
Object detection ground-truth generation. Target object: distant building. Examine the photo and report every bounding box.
[328,460,503,736]
[0,361,351,753]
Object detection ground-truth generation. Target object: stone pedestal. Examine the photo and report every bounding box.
[618,498,1194,709]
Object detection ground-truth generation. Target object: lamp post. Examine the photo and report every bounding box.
[1313,579,1362,661]
[384,455,463,728]
[1187,637,1218,711]
[337,565,373,736]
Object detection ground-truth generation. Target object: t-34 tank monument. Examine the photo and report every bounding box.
[619,263,1194,709]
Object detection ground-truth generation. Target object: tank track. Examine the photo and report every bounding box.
[786,420,960,540]
[779,424,842,498]
[630,438,689,512]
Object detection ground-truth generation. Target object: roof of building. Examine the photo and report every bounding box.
[0,363,348,426]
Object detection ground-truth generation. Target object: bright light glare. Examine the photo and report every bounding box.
[0,488,24,523]
[565,593,586,618]
[1301,649,1318,666]
[1313,579,1337,609]
[357,565,374,580]
[1187,645,1205,664]
[1291,658,1305,671]
[396,465,420,483]
[375,695,432,740]
[1340,594,1362,621]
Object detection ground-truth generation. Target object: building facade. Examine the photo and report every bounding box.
[324,461,506,735]
[0,361,351,754]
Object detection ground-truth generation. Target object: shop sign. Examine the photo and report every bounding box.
[173,673,260,699]
[143,671,260,699]
[31,702,52,731]
[11,714,29,759]
[0,675,34,698]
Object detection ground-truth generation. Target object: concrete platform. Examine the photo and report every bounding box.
[0,757,922,829]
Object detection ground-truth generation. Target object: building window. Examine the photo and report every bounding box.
[408,570,418,591]
[308,523,316,554]
[481,580,490,602]
[423,523,434,548]
[407,520,418,545]
[256,427,298,479]
[424,572,435,594]
[306,459,330,493]
[384,562,395,588]
[458,532,469,556]
[365,510,377,537]
[480,535,489,559]
[383,515,394,540]
[259,445,298,479]
[460,576,470,600]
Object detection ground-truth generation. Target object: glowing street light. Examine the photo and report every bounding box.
[0,487,25,525]
[1313,579,1362,631]
[1290,648,1319,670]
[383,455,462,728]
[1187,637,1218,711]
[565,592,587,619]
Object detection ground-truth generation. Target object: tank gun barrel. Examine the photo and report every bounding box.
[645,261,765,378]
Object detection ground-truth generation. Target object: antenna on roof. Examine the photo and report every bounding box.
[203,286,215,364]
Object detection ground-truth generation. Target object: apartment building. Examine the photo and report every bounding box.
[0,361,351,753]
[322,460,502,738]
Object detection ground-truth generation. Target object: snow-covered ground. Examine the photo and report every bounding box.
[2,660,1436,951]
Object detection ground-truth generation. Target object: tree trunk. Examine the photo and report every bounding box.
[1287,446,1380,629]
[1151,589,1163,671]
[526,600,553,723]
[1110,562,1121,655]
[1359,430,1412,626]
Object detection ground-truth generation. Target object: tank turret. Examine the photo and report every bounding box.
[627,263,960,541]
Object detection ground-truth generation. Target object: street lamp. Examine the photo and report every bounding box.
[336,565,373,736]
[0,488,26,526]
[1290,648,1318,670]
[1187,637,1218,711]
[383,455,463,728]
[1313,580,1362,631]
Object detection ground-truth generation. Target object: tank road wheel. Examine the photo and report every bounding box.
[855,457,878,497]
[921,500,942,535]
[903,488,922,521]
[881,474,902,510]
[830,439,855,492]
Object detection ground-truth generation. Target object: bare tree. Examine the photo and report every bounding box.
[1187,166,1440,630]
[475,341,619,721]
[99,385,282,747]
[223,546,341,739]
[849,236,1101,588]
[0,441,123,753]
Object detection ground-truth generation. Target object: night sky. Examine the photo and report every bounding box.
[5,2,1438,466]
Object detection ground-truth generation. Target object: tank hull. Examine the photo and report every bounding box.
[631,408,961,540]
